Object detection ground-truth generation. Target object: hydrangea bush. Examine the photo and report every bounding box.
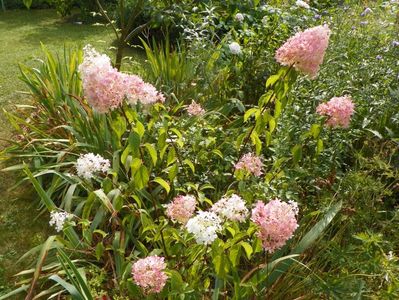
[3,1,398,298]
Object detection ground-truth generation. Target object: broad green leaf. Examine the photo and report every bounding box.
[111,115,127,141]
[240,242,253,260]
[144,143,157,165]
[167,146,177,166]
[244,108,259,123]
[265,74,280,88]
[135,120,145,138]
[269,117,276,133]
[250,131,262,154]
[153,177,170,194]
[128,131,141,158]
[291,144,302,165]
[316,139,324,155]
[134,165,149,190]
[168,163,178,182]
[183,159,195,173]
[310,124,321,139]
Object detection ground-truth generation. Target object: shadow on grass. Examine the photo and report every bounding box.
[0,168,52,294]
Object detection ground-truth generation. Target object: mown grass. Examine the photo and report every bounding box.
[0,9,142,292]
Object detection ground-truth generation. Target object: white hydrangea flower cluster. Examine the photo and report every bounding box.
[186,211,222,245]
[76,153,110,180]
[295,0,310,9]
[229,42,241,55]
[211,194,249,222]
[235,13,244,22]
[49,211,72,232]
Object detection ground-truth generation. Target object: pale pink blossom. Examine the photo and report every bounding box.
[251,199,299,253]
[235,153,263,176]
[186,100,205,116]
[166,195,196,224]
[275,25,331,78]
[316,95,355,128]
[79,45,164,113]
[132,256,168,294]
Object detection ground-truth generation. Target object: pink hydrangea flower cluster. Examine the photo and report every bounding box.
[316,95,355,128]
[132,255,168,294]
[235,153,263,176]
[275,25,331,78]
[211,194,249,222]
[251,199,299,253]
[79,45,164,113]
[166,195,196,224]
[186,100,205,116]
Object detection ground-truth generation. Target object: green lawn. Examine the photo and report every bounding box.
[0,9,120,292]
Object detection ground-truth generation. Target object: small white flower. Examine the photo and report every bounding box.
[186,211,222,245]
[211,194,248,222]
[76,153,110,180]
[296,0,310,9]
[288,200,299,215]
[235,13,244,22]
[229,42,241,55]
[49,211,72,232]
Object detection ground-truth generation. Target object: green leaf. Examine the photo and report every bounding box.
[111,115,127,141]
[169,270,185,292]
[183,159,195,173]
[310,124,321,139]
[128,131,141,158]
[153,177,170,194]
[291,144,302,164]
[25,236,57,298]
[144,143,157,165]
[240,242,253,260]
[213,254,228,278]
[167,146,177,166]
[244,108,259,123]
[265,74,280,88]
[229,245,241,267]
[168,163,178,182]
[134,165,149,190]
[135,120,145,138]
[316,139,324,155]
[212,276,224,300]
[50,275,84,299]
[24,166,56,211]
[269,117,276,133]
[95,242,105,261]
[94,189,116,215]
[23,0,32,9]
[130,157,142,175]
[250,131,262,154]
